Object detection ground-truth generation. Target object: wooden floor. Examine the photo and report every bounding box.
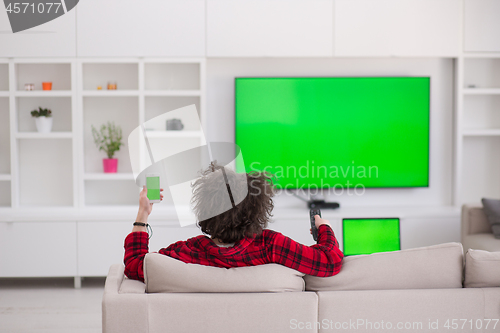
[0,277,104,333]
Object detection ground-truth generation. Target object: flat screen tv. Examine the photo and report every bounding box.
[235,77,430,189]
[343,218,401,255]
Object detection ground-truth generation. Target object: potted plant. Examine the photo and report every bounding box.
[91,122,123,173]
[30,107,53,133]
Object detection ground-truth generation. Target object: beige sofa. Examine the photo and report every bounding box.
[462,204,500,252]
[103,242,500,333]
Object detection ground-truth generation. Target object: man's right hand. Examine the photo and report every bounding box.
[137,186,164,222]
[314,215,330,229]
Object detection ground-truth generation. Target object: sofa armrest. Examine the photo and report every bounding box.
[103,264,125,296]
[461,204,493,240]
[102,264,148,333]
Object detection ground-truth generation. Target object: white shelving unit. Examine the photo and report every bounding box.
[0,57,206,210]
[0,57,206,281]
[455,54,500,204]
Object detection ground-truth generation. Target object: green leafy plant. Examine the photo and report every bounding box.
[91,122,123,159]
[30,107,52,117]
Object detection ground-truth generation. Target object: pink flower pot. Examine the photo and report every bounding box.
[103,158,118,173]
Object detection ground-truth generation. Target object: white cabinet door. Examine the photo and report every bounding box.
[0,222,77,277]
[334,0,461,57]
[77,221,132,276]
[464,0,500,52]
[77,222,202,276]
[77,0,205,57]
[400,217,460,250]
[0,7,76,57]
[207,0,334,57]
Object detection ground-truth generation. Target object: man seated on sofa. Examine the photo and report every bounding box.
[124,163,344,282]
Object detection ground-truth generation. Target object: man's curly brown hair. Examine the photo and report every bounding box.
[191,162,275,244]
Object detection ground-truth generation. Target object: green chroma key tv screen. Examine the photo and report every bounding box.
[343,218,400,256]
[235,77,430,189]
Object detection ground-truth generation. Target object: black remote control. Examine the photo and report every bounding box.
[310,208,321,241]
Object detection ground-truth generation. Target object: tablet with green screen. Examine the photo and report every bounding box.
[342,218,400,256]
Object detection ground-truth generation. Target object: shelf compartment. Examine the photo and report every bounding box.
[83,96,139,174]
[144,96,201,131]
[84,180,139,206]
[0,182,11,207]
[144,136,204,165]
[464,58,500,90]
[0,174,11,181]
[461,136,500,203]
[0,97,10,174]
[82,63,138,91]
[144,63,200,91]
[0,63,8,91]
[18,139,73,207]
[463,95,500,130]
[84,173,134,180]
[17,97,72,133]
[15,63,71,91]
[16,132,73,139]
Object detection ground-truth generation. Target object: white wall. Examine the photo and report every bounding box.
[207,0,334,57]
[206,58,454,207]
[76,0,206,57]
[464,0,500,52]
[334,0,461,57]
[0,0,466,58]
[0,5,76,57]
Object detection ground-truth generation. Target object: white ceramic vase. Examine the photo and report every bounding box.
[35,117,53,133]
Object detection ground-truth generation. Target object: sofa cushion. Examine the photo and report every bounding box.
[464,249,500,288]
[481,198,500,238]
[148,293,318,333]
[304,243,463,291]
[317,289,484,329]
[143,253,305,293]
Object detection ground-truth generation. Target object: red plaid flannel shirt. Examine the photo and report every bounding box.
[124,224,343,282]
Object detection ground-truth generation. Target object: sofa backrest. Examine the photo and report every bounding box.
[464,248,500,288]
[462,204,493,239]
[304,242,464,291]
[143,252,305,293]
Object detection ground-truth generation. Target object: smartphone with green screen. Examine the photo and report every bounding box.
[146,173,161,203]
